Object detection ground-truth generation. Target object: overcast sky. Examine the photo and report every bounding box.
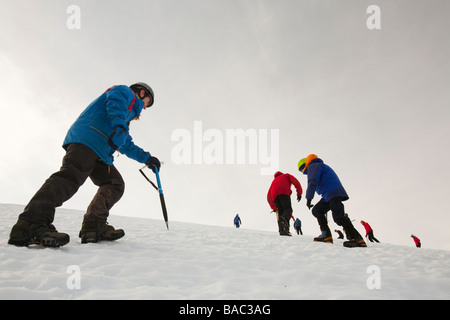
[1,0,449,250]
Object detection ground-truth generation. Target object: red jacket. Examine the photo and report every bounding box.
[267,172,303,211]
[361,221,373,236]
[412,236,421,246]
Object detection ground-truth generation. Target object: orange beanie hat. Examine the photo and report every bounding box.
[304,154,318,169]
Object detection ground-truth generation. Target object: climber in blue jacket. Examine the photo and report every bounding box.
[234,214,242,228]
[8,83,160,247]
[298,154,366,248]
[63,84,155,166]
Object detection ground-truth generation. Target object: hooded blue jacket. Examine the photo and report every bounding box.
[63,85,151,165]
[302,158,349,202]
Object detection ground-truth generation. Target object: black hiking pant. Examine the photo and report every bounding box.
[312,197,362,239]
[19,143,125,225]
[274,194,293,234]
[367,231,380,243]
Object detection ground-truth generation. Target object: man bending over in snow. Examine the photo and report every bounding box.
[8,83,160,247]
[298,154,366,248]
[267,171,303,236]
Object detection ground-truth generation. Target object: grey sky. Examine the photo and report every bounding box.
[1,0,449,249]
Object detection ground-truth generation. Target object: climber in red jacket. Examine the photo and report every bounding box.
[267,171,303,236]
[361,220,380,243]
[411,234,421,248]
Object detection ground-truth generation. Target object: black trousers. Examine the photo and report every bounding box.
[19,143,125,225]
[367,231,380,243]
[274,194,293,233]
[312,197,362,239]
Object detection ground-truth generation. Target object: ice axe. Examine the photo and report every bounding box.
[139,165,169,230]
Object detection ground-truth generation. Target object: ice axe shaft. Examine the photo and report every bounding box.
[139,165,169,230]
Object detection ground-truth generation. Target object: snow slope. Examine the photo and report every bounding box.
[1,203,449,300]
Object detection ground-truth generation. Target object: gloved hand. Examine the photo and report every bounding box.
[297,195,302,202]
[108,126,127,150]
[146,156,161,173]
[306,199,314,210]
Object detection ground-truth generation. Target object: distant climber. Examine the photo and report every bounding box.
[234,214,242,228]
[360,220,380,243]
[411,234,421,248]
[294,218,303,235]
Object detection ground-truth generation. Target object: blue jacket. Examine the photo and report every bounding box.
[63,85,151,165]
[302,158,349,202]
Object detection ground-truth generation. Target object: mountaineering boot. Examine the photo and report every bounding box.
[343,237,367,248]
[313,234,333,243]
[314,216,332,243]
[279,230,292,236]
[314,217,333,243]
[79,221,125,244]
[340,217,367,248]
[8,219,70,248]
[314,229,333,243]
[278,216,292,236]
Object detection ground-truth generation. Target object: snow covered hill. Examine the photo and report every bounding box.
[1,203,449,300]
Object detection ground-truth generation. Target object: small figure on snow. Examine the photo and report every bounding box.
[294,218,303,235]
[411,234,421,248]
[267,171,303,236]
[360,220,380,243]
[8,83,159,247]
[234,214,242,228]
[298,154,366,248]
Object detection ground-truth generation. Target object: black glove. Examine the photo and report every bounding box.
[146,156,161,173]
[297,195,302,202]
[306,199,314,210]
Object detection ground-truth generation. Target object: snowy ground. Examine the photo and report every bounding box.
[1,203,449,300]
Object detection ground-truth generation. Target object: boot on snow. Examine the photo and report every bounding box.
[313,234,333,243]
[277,215,292,236]
[79,221,125,244]
[314,217,333,243]
[279,230,292,236]
[343,237,367,248]
[313,235,333,243]
[278,222,292,236]
[8,219,70,248]
[314,229,333,243]
[340,216,367,248]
